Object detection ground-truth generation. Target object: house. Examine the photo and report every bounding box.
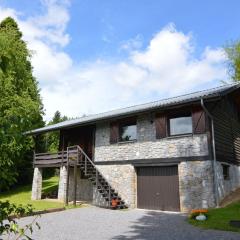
[27,83,240,212]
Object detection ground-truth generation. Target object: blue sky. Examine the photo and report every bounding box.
[0,0,238,119]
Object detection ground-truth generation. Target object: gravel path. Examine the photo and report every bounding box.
[8,206,240,240]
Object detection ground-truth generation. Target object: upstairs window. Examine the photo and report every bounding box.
[110,118,137,144]
[169,113,193,136]
[119,122,137,142]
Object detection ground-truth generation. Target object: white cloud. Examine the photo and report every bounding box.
[0,4,229,121]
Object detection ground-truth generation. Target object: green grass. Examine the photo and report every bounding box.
[189,201,240,232]
[0,176,65,211]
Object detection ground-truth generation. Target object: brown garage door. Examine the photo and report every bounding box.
[137,166,180,211]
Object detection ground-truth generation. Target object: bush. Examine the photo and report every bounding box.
[0,201,40,239]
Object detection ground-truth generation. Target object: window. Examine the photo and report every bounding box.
[169,113,192,136]
[119,122,137,142]
[222,164,230,180]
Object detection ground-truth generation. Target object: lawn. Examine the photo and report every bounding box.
[189,201,240,232]
[0,176,65,211]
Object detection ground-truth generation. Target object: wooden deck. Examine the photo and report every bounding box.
[34,149,77,167]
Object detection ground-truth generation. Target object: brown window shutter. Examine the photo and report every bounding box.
[155,113,167,139]
[192,106,206,134]
[110,121,119,144]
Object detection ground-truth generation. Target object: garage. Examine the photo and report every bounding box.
[137,166,180,211]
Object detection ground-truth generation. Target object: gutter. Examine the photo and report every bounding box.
[200,98,219,207]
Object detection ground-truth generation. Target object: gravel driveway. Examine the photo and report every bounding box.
[10,206,240,240]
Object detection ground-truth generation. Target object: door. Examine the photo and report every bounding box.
[61,125,95,159]
[137,166,180,211]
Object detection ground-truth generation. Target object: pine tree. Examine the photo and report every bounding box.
[46,111,68,153]
[0,17,44,190]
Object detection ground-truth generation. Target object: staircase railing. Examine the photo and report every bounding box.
[65,145,126,209]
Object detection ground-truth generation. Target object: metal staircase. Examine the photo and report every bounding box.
[66,145,127,209]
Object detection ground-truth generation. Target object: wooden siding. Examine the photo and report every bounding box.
[155,113,167,139]
[192,106,206,134]
[59,125,95,158]
[110,121,119,144]
[208,96,240,165]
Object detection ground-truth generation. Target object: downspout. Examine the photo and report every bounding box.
[200,98,219,207]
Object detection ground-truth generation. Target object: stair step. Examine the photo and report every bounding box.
[66,146,128,209]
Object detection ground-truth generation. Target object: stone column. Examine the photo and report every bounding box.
[58,166,67,202]
[31,167,42,200]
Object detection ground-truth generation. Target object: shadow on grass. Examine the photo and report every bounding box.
[0,184,32,198]
[0,177,59,198]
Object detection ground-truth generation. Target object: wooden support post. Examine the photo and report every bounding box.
[61,148,64,167]
[33,150,36,168]
[85,156,87,175]
[65,148,70,206]
[109,186,111,208]
[73,160,77,206]
[96,171,98,188]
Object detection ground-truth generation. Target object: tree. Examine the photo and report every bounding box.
[225,41,240,81]
[0,17,44,190]
[45,111,68,153]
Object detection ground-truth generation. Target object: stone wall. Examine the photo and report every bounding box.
[216,162,240,201]
[178,161,215,211]
[94,113,209,162]
[68,168,93,202]
[96,164,136,208]
[31,167,42,200]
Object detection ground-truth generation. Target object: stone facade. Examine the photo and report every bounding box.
[96,164,136,208]
[31,167,42,200]
[178,161,215,211]
[58,166,93,202]
[216,162,240,201]
[68,168,93,202]
[94,113,209,162]
[92,113,213,211]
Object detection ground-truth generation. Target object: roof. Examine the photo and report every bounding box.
[26,83,240,135]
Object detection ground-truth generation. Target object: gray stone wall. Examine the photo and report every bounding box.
[216,162,240,201]
[96,164,136,208]
[31,167,42,200]
[178,161,215,211]
[68,168,93,202]
[94,113,209,162]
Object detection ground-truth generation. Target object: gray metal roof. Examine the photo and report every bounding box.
[26,83,240,135]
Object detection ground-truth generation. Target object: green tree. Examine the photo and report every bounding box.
[45,111,68,153]
[0,17,44,190]
[225,41,240,81]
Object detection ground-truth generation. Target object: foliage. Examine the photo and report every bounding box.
[0,176,64,211]
[0,201,40,240]
[225,41,240,81]
[0,17,44,190]
[45,111,68,153]
[189,201,240,232]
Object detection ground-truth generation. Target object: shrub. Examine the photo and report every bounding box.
[0,201,40,239]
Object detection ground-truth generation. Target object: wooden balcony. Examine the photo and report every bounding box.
[34,149,78,168]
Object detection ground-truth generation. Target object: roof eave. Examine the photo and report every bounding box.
[25,94,222,136]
